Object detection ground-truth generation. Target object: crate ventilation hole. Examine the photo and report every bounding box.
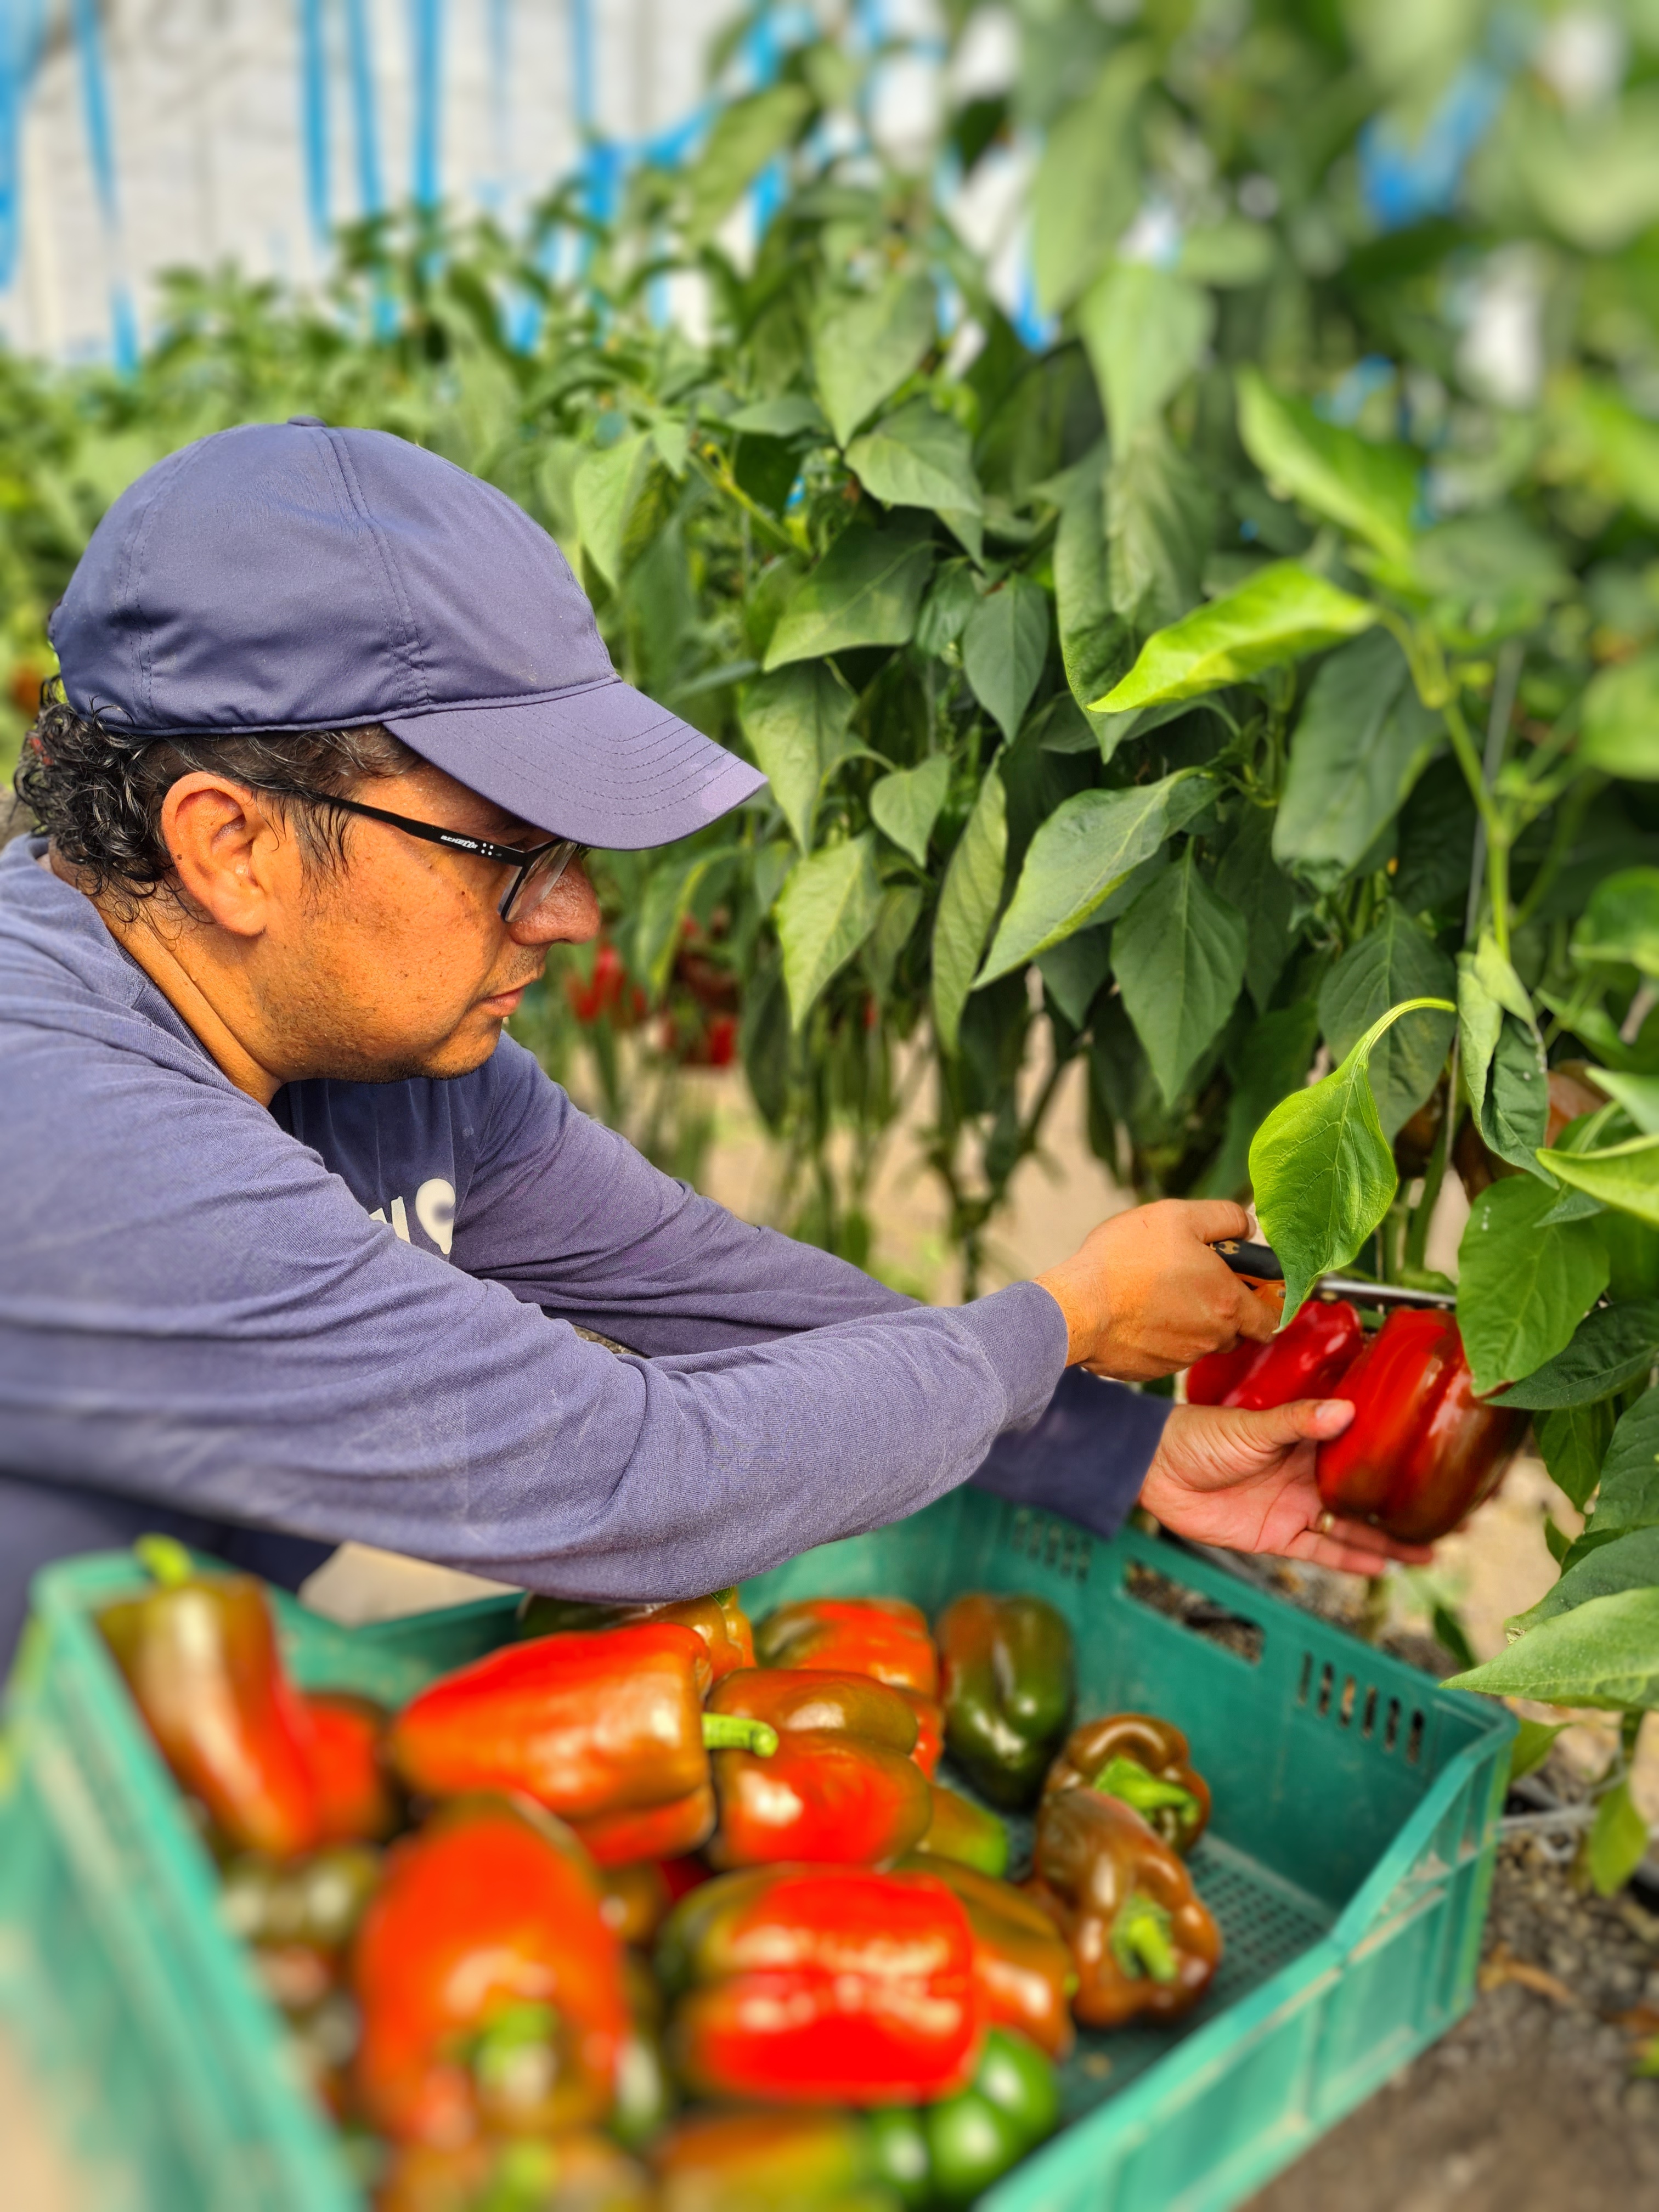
[1297,1652,1425,1764]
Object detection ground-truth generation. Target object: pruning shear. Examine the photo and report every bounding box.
[1211,1239,1458,1311]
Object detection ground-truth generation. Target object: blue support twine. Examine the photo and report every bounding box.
[298,0,331,245]
[345,0,384,217]
[69,0,137,368]
[409,0,442,210]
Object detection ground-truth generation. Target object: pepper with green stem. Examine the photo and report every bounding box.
[1043,1714,1211,1855]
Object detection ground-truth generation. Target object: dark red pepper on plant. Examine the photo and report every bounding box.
[755,1596,940,1699]
[1044,1713,1211,1855]
[1315,1307,1526,1544]
[1186,1297,1362,1412]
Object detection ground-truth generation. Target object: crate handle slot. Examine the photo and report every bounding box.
[1316,1661,1334,1718]
[1362,1685,1378,1739]
[1122,1560,1264,1664]
[1296,1651,1313,1706]
[1384,1696,1402,1752]
[1406,1708,1426,1765]
[1338,1675,1357,1729]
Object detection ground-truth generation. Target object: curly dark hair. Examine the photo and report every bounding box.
[13,679,420,914]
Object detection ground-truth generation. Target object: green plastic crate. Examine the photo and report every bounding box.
[0,1486,1513,2212]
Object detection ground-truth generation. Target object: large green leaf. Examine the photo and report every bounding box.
[1594,1071,1659,1135]
[870,755,950,868]
[1054,453,1127,748]
[1080,263,1214,449]
[1215,806,1296,1012]
[775,836,883,1030]
[1198,1001,1322,1200]
[1113,850,1249,1107]
[1582,1389,1659,1547]
[1030,51,1151,312]
[634,847,739,996]
[764,515,935,672]
[1573,868,1659,977]
[1272,632,1441,889]
[1581,654,1659,780]
[1096,562,1378,714]
[1106,424,1214,635]
[1317,906,1456,1141]
[739,662,856,850]
[977,771,1214,982]
[933,769,1008,1057]
[811,275,936,448]
[1457,1176,1611,1396]
[685,85,813,242]
[1515,1525,1659,1632]
[1457,934,1549,1177]
[1036,926,1114,1029]
[1235,368,1418,562]
[962,577,1050,744]
[1249,996,1454,1316]
[1587,1779,1651,1898]
[1446,1587,1659,1712]
[1536,1401,1619,1513]
[1541,1133,1659,1227]
[573,432,656,589]
[1497,1302,1659,1410]
[846,398,984,562]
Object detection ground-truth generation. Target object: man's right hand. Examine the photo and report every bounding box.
[1035,1199,1279,1380]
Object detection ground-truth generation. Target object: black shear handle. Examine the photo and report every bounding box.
[1212,1238,1284,1283]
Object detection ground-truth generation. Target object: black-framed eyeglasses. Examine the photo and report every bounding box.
[276,789,588,923]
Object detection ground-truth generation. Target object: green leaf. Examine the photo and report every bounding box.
[1581,1389,1659,1542]
[1105,424,1214,636]
[1096,562,1378,714]
[1030,51,1151,312]
[763,515,935,672]
[1079,263,1214,448]
[1537,1402,1620,1513]
[775,836,883,1030]
[977,771,1214,982]
[573,432,655,589]
[811,274,936,448]
[1235,368,1418,562]
[1573,868,1659,978]
[870,755,950,868]
[1497,1302,1659,1410]
[1272,632,1442,890]
[1198,1002,1322,1200]
[727,396,830,440]
[1541,1133,1659,1229]
[1581,654,1659,780]
[1317,907,1457,1141]
[847,398,984,562]
[1447,1587,1659,1711]
[933,769,1008,1057]
[962,577,1050,744]
[1516,1526,1659,1634]
[864,884,924,999]
[1037,926,1113,1029]
[1054,452,1127,749]
[685,85,813,242]
[1588,1779,1651,1897]
[1593,1071,1659,1135]
[634,848,738,996]
[1249,996,1455,1316]
[1458,934,1549,1176]
[1509,1719,1569,1783]
[1215,808,1297,1012]
[1113,850,1249,1107]
[1457,1175,1611,1396]
[740,662,856,850]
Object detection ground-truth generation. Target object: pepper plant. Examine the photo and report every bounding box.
[9,3,1659,1873]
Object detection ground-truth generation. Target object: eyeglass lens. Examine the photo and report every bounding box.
[500,840,586,923]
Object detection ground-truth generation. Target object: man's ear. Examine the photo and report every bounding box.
[157,773,294,939]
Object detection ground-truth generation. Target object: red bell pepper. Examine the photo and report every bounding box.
[351,1795,629,2145]
[97,1536,322,1859]
[1186,1296,1362,1411]
[388,1624,775,1867]
[1044,1714,1211,1855]
[1028,1788,1221,2028]
[704,1668,933,1867]
[1316,1307,1527,1543]
[898,1689,944,1779]
[898,1854,1076,2060]
[301,1690,400,1844]
[754,1596,940,1699]
[517,1588,755,1684]
[657,1865,981,2106]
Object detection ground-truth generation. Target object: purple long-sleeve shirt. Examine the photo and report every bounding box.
[0,836,1166,1644]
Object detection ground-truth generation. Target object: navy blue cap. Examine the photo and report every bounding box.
[48,417,765,848]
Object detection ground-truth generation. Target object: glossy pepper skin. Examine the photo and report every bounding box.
[1029,1789,1221,2028]
[517,1588,755,1684]
[913,1784,1010,1878]
[350,1795,628,2146]
[301,1690,401,1844]
[899,1689,944,1779]
[657,1865,981,2106]
[898,1855,1076,2061]
[869,2028,1062,2210]
[650,2111,880,2212]
[936,1594,1074,1810]
[706,1668,933,1868]
[1316,1308,1526,1544]
[1045,1714,1211,1855]
[389,1625,774,1867]
[97,1536,322,1859]
[755,1597,940,1699]
[377,2130,653,2212]
[1186,1297,1363,1413]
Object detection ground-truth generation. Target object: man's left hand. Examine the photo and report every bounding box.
[1137,1400,1433,1575]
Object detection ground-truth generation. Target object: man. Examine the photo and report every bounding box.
[0,419,1421,1666]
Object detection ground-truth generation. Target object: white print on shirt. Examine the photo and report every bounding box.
[367,1178,456,1257]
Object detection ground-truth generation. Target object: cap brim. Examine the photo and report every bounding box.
[385,678,767,849]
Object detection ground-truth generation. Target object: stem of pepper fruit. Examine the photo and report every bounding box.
[1111,1893,1180,1985]
[1091,1756,1198,1822]
[134,1533,196,1588]
[702,1714,780,1756]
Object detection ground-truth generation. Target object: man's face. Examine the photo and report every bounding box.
[256,759,601,1085]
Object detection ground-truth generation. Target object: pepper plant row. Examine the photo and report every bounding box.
[7,7,1659,1846]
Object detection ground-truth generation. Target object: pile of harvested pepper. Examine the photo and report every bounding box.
[97,1538,1227,2211]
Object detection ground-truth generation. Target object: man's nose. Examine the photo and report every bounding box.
[505,860,602,946]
